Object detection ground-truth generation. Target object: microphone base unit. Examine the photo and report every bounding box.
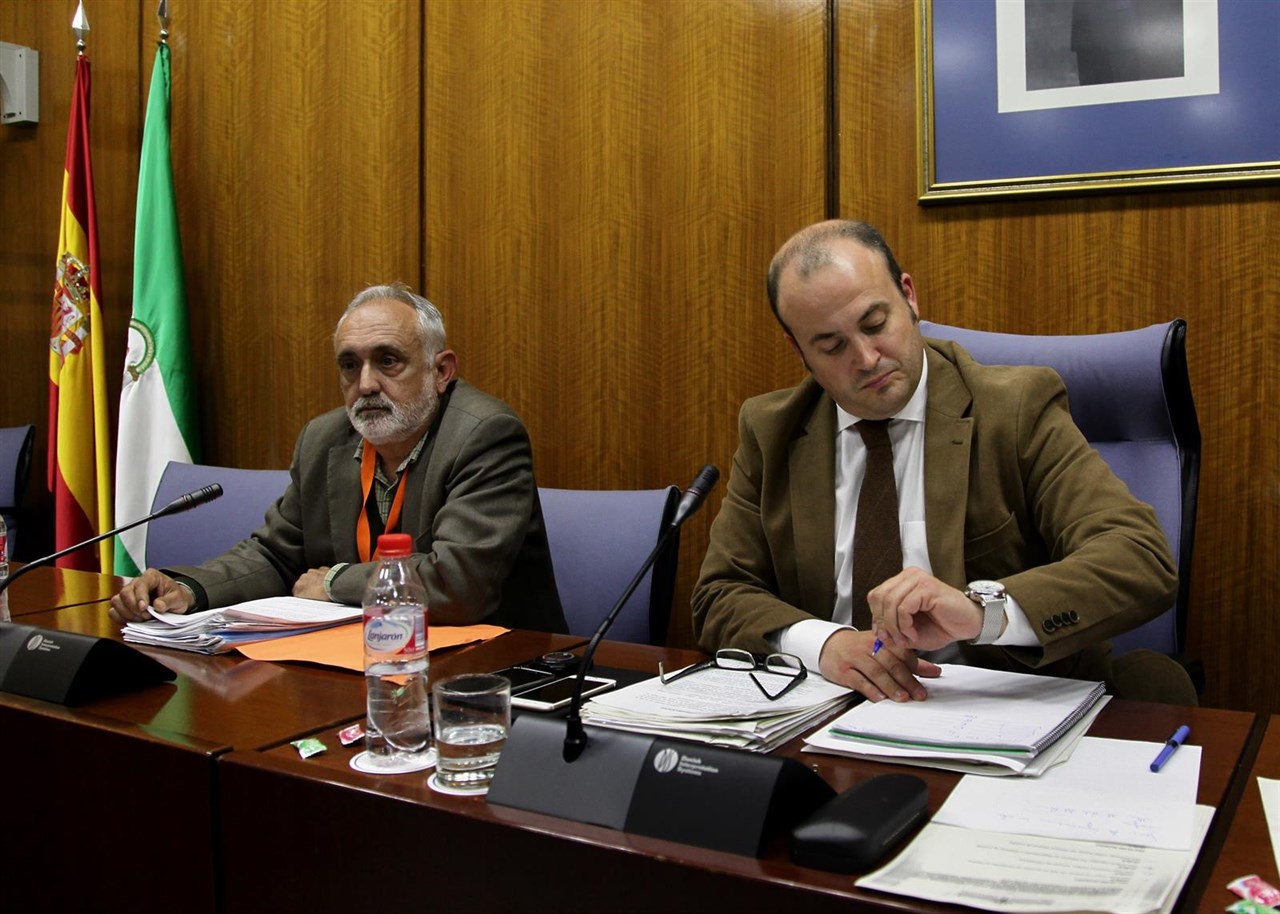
[0,623,176,705]
[487,713,835,857]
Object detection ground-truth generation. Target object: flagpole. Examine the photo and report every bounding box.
[114,0,200,575]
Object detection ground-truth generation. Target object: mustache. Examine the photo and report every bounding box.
[353,395,395,413]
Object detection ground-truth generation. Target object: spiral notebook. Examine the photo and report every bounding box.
[821,664,1105,757]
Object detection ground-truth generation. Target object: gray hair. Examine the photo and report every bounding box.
[334,282,447,358]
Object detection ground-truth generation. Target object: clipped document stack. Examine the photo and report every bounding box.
[804,664,1108,776]
[582,665,854,753]
[123,596,361,654]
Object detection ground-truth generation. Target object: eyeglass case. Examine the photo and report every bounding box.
[789,773,928,873]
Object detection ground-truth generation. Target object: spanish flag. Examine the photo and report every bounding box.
[48,55,112,571]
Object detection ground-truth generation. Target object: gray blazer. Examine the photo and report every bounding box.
[170,380,566,633]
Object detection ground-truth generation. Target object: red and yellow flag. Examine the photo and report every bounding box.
[48,56,111,571]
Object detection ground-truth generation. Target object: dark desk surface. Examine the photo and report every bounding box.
[1199,714,1280,912]
[0,572,1263,914]
[2,562,126,615]
[1,589,364,914]
[217,639,1257,914]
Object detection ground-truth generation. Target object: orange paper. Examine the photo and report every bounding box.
[236,622,509,672]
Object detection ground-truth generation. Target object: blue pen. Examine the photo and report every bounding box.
[871,638,883,655]
[1149,724,1191,772]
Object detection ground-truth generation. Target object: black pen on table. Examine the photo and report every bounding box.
[1150,724,1191,772]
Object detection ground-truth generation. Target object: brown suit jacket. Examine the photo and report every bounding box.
[691,340,1177,678]
[170,380,566,633]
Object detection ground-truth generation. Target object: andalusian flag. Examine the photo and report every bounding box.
[48,54,112,571]
[114,42,199,576]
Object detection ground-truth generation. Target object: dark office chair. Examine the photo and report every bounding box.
[145,461,292,569]
[0,425,35,559]
[921,320,1200,662]
[538,486,681,645]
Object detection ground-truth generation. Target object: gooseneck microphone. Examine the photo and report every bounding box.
[562,465,720,762]
[668,464,721,529]
[0,484,223,597]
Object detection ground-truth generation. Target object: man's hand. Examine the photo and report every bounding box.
[870,567,991,652]
[108,569,195,623]
[293,567,333,601]
[818,628,941,702]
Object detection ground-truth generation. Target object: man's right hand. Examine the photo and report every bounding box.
[108,569,195,623]
[818,628,940,702]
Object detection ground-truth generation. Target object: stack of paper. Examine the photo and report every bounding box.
[857,737,1208,914]
[804,664,1107,775]
[582,665,854,752]
[122,596,361,654]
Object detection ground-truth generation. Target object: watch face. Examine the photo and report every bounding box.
[967,580,1004,598]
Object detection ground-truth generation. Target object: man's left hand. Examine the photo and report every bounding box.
[293,567,333,601]
[869,567,989,651]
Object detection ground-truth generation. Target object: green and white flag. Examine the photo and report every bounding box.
[115,42,199,575]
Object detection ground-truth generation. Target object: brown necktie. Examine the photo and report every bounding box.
[850,419,903,631]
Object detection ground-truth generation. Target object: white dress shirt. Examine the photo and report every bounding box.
[771,356,1037,672]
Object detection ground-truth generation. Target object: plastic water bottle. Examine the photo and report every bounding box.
[0,514,9,622]
[362,532,430,766]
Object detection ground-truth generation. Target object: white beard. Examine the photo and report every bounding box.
[347,384,439,446]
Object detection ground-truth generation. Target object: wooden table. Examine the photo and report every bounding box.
[1198,715,1280,911]
[1,562,126,616]
[0,571,1263,914]
[1,596,370,914]
[216,641,1257,914]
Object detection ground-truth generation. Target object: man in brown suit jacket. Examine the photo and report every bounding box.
[693,221,1184,703]
[111,283,565,634]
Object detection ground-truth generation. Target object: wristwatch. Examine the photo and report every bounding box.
[964,580,1006,645]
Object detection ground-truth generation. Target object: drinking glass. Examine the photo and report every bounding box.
[432,673,511,790]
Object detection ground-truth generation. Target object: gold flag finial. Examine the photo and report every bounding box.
[72,1,90,56]
[157,0,170,45]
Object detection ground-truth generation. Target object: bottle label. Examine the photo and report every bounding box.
[366,611,424,655]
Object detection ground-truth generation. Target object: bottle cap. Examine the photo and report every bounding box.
[375,533,413,558]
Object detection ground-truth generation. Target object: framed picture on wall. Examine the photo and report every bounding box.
[915,0,1280,202]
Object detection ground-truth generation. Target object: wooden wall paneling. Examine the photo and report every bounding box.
[169,0,422,471]
[0,0,141,559]
[424,0,827,647]
[836,0,1280,712]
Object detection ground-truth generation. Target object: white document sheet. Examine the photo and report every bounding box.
[933,737,1200,849]
[583,665,852,720]
[803,696,1110,777]
[856,805,1213,914]
[1258,777,1280,874]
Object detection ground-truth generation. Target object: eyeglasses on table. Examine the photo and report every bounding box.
[657,648,808,701]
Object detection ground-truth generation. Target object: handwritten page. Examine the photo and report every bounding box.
[857,806,1212,914]
[933,737,1200,849]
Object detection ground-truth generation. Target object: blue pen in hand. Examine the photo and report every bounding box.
[871,637,883,655]
[1149,724,1191,772]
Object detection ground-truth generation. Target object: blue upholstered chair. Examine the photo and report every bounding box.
[0,425,35,559]
[921,320,1200,660]
[538,486,681,645]
[145,461,291,569]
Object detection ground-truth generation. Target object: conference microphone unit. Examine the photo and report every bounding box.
[488,467,836,858]
[0,484,223,705]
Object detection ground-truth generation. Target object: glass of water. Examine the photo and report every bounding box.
[432,673,511,791]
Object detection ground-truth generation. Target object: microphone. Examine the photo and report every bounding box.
[488,465,838,855]
[668,464,720,529]
[562,465,719,762]
[151,484,224,519]
[0,484,221,706]
[0,484,223,597]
